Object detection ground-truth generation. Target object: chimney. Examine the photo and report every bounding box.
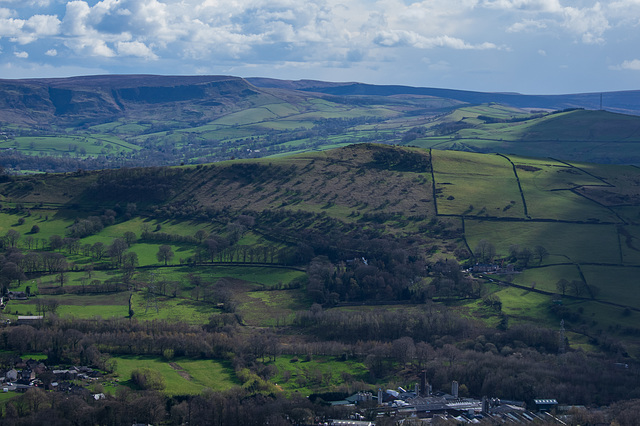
[482,396,489,414]
[420,371,427,396]
[452,381,459,398]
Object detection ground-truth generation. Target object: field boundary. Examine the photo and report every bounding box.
[497,153,530,219]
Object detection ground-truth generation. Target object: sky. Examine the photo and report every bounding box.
[0,0,639,94]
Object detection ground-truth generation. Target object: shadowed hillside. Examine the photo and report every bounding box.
[405,108,640,164]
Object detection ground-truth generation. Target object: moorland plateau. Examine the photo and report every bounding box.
[0,76,639,424]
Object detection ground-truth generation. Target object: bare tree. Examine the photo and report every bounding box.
[194,229,209,243]
[534,245,549,265]
[108,238,128,267]
[474,239,496,264]
[556,278,569,296]
[123,231,137,247]
[4,229,20,248]
[156,245,174,266]
[570,279,587,297]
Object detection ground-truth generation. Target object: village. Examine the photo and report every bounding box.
[0,352,574,425]
[0,356,105,399]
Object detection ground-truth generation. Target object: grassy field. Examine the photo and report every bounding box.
[493,286,556,326]
[0,211,74,242]
[406,109,640,165]
[1,143,640,358]
[0,135,140,157]
[465,220,621,264]
[6,293,129,318]
[505,265,583,293]
[581,265,640,309]
[128,293,218,324]
[239,288,312,326]
[619,225,640,264]
[268,355,369,396]
[134,265,305,288]
[510,157,620,222]
[432,151,525,218]
[112,355,238,396]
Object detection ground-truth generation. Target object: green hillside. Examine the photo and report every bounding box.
[6,75,640,175]
[2,144,640,417]
[1,144,640,355]
[408,108,640,164]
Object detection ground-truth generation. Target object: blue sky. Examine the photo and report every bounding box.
[0,0,639,94]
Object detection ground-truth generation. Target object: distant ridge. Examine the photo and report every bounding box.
[0,75,268,125]
[247,78,640,115]
[2,74,640,172]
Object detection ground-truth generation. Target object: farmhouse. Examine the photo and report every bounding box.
[16,316,43,325]
[471,263,500,273]
[7,291,28,300]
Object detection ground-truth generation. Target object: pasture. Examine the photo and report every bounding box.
[113,355,238,395]
[465,220,621,265]
[268,355,369,396]
[1,144,640,356]
[581,265,640,310]
[493,286,555,325]
[239,288,312,326]
[505,264,583,294]
[0,135,139,157]
[431,150,524,218]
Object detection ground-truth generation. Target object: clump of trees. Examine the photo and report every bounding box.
[67,210,116,238]
[472,240,548,269]
[131,367,166,390]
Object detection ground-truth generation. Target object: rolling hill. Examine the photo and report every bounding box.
[2,144,640,354]
[3,75,640,173]
[404,107,640,164]
[248,77,640,116]
[2,143,640,419]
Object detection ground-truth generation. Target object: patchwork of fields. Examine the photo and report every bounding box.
[1,144,640,395]
[429,150,640,346]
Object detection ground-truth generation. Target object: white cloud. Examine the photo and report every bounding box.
[14,50,28,58]
[66,38,116,57]
[561,4,609,44]
[0,12,60,44]
[0,0,52,6]
[485,0,611,45]
[507,19,547,32]
[374,30,498,50]
[45,48,57,56]
[0,7,16,19]
[611,59,640,71]
[61,1,91,37]
[482,0,563,12]
[116,40,157,59]
[0,16,25,38]
[14,14,60,43]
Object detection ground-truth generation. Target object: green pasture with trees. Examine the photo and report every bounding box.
[1,144,640,424]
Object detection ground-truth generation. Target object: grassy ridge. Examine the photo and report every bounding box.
[408,109,640,165]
